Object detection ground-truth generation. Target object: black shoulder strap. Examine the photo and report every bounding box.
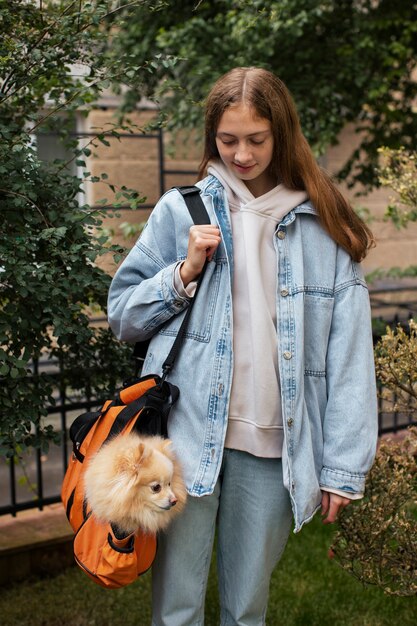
[133,186,211,378]
[160,186,210,379]
[175,185,211,224]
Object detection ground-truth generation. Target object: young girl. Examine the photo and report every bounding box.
[108,67,378,626]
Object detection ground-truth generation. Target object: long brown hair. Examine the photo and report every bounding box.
[198,67,374,262]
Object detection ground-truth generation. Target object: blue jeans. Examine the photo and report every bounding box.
[151,449,293,626]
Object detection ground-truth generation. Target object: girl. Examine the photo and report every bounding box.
[108,67,378,626]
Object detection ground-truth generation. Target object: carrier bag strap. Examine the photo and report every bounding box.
[160,186,211,380]
[161,257,208,379]
[175,185,212,225]
[108,380,180,439]
[133,186,211,379]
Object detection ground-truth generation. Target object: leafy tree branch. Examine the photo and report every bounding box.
[0,0,164,457]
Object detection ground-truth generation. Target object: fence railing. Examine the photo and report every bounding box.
[1,295,416,517]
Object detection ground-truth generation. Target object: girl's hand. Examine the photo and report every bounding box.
[321,490,351,524]
[180,225,221,287]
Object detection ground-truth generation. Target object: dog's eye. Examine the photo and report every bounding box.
[151,484,161,493]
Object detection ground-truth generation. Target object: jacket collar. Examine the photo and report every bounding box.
[200,175,317,220]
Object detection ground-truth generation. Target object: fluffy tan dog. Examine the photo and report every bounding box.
[84,433,187,536]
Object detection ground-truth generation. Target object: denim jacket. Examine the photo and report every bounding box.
[107,175,378,532]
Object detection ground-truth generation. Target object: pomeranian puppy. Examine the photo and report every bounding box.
[83,433,187,537]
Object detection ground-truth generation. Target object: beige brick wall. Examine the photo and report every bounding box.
[85,110,161,208]
[324,124,417,275]
[86,110,416,279]
[84,110,202,274]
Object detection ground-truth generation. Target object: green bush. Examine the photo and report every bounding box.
[0,0,164,457]
[331,322,417,596]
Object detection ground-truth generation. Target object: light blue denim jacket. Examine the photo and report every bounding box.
[107,175,378,532]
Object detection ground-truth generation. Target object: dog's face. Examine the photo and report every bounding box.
[84,434,187,535]
[115,441,178,514]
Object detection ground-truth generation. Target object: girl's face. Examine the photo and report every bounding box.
[215,103,275,197]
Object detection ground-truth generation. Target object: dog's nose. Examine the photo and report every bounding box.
[170,497,177,507]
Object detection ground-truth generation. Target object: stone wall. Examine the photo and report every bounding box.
[84,109,201,275]
[324,124,417,276]
[84,109,416,278]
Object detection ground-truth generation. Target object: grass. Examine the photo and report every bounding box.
[0,516,415,626]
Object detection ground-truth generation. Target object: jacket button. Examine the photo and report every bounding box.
[283,351,292,360]
[287,418,294,428]
[277,230,286,240]
[173,300,182,307]
[280,288,289,297]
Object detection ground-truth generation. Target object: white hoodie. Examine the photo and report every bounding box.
[207,161,308,458]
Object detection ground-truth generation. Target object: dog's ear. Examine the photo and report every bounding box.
[134,441,156,466]
[134,442,149,464]
[160,439,174,458]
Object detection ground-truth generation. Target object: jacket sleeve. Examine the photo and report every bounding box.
[107,192,192,343]
[319,253,378,496]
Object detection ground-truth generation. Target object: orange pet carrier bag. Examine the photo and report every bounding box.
[61,375,179,589]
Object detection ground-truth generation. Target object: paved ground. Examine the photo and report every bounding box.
[0,503,72,554]
[0,503,74,585]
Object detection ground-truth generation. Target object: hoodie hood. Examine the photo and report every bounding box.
[207,159,308,220]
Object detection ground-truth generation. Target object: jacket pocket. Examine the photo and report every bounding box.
[158,261,222,343]
[303,293,334,375]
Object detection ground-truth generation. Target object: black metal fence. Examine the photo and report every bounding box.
[1,125,417,517]
[370,281,417,435]
[0,355,97,517]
